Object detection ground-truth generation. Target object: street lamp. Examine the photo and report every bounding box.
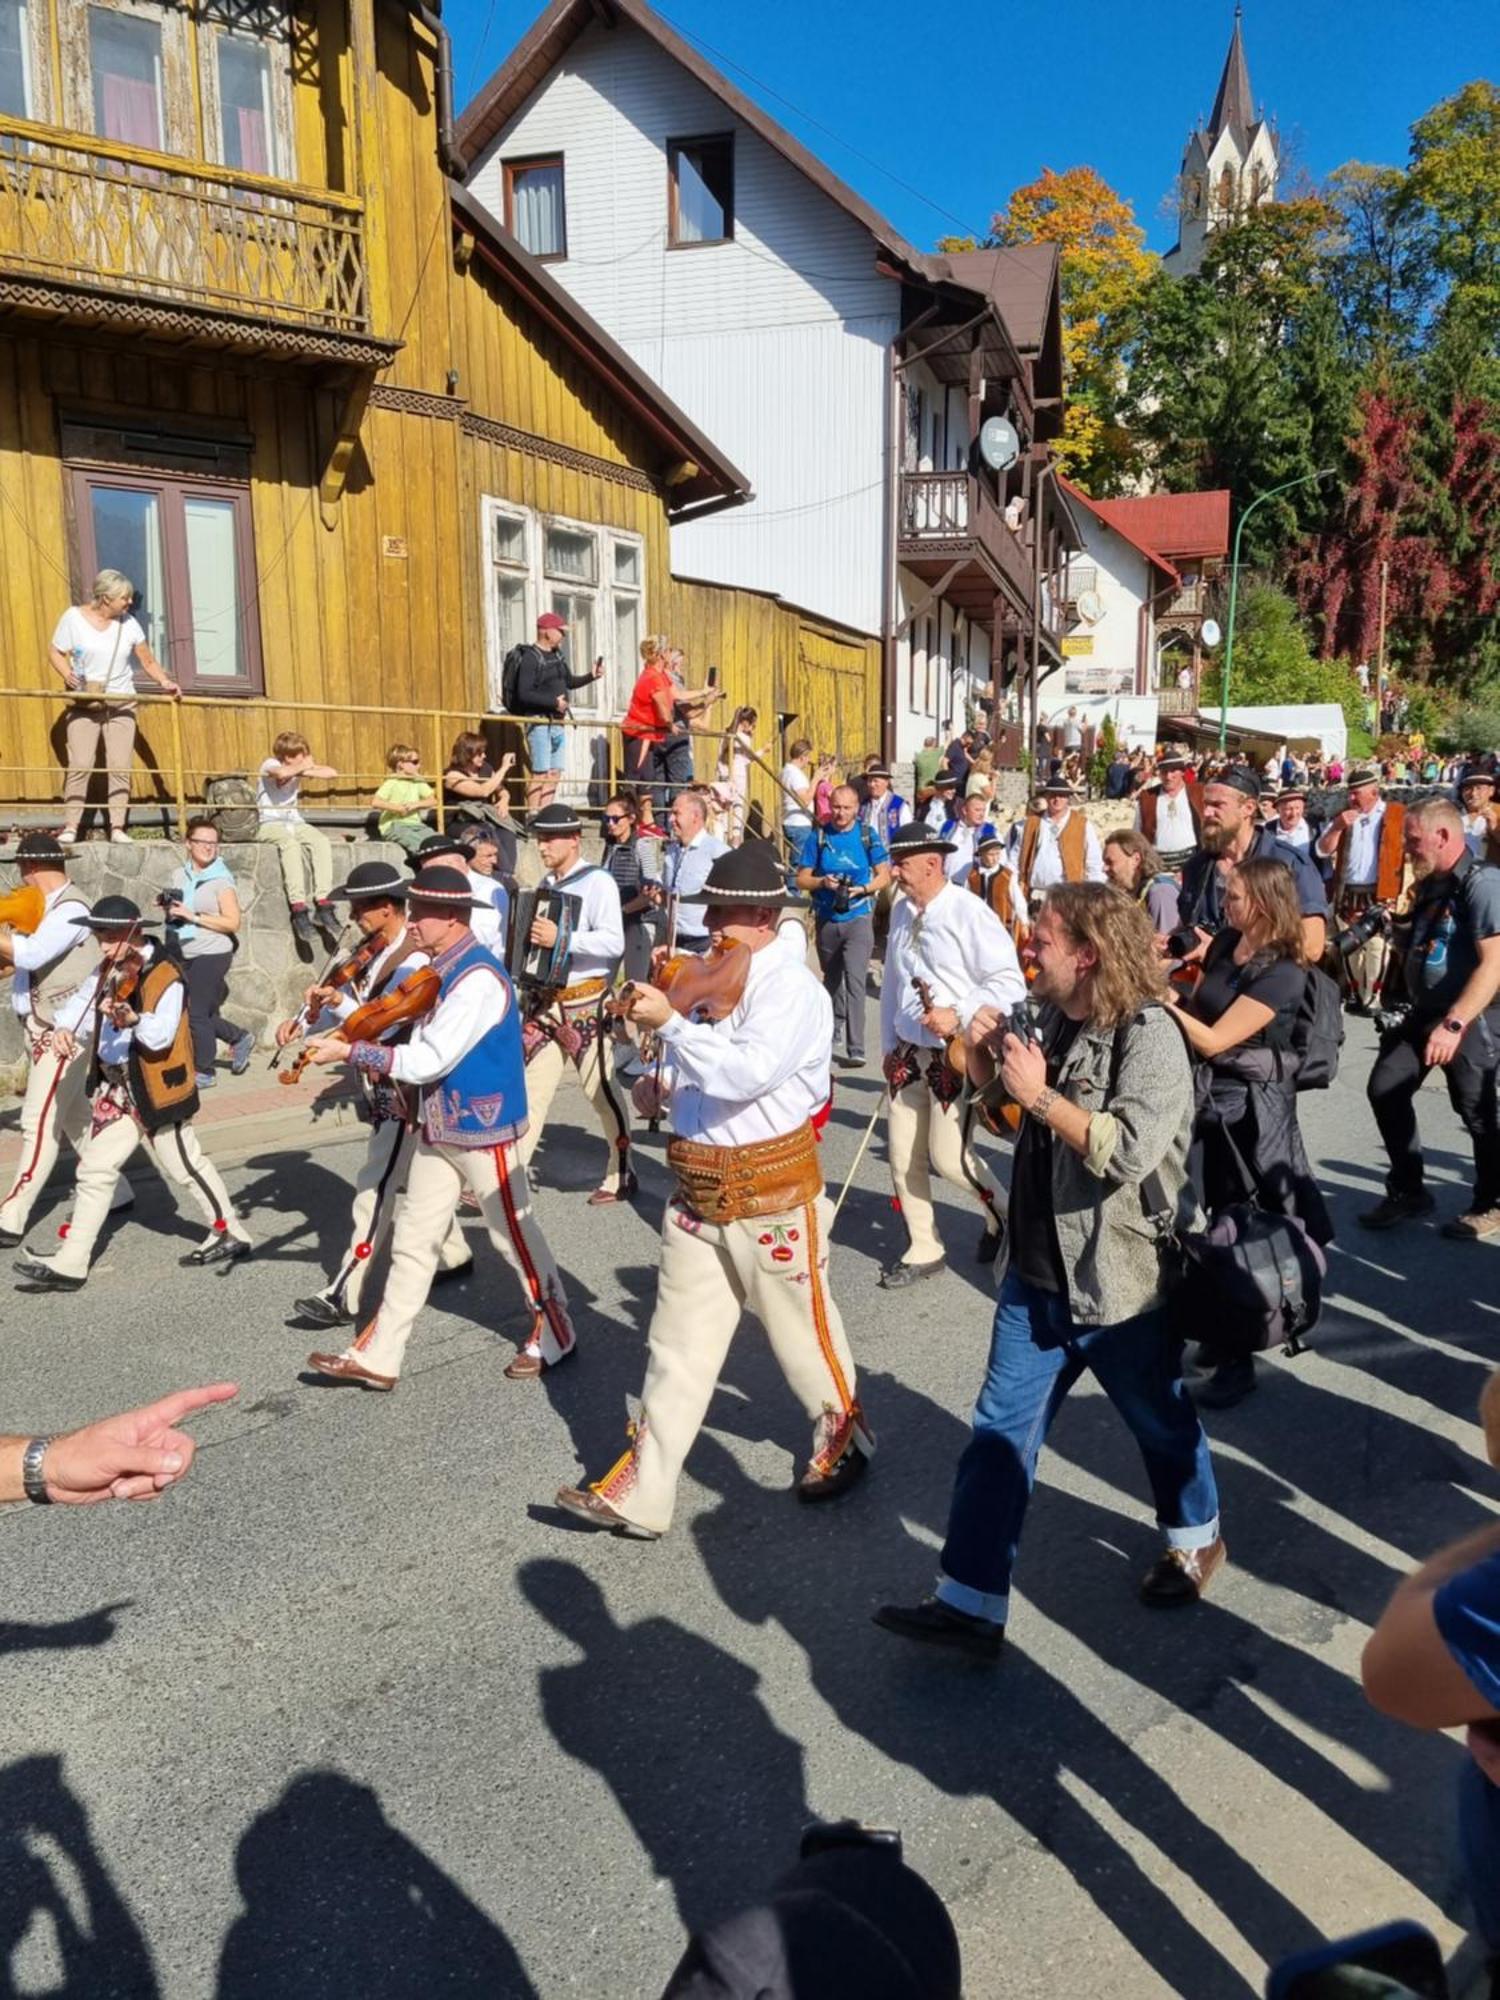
[1218,467,1338,750]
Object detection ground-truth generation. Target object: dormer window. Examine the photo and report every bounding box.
[669,134,733,247]
[504,155,566,261]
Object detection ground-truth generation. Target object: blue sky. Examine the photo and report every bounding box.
[448,0,1498,253]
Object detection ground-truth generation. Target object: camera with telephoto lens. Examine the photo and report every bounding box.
[1335,903,1393,956]
[155,889,186,929]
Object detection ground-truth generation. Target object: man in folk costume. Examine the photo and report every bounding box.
[515,802,635,1205]
[1316,766,1407,1013]
[1272,781,1315,852]
[279,861,471,1332]
[1458,767,1500,865]
[967,831,1027,949]
[1015,779,1106,912]
[880,823,1026,1287]
[13,899,251,1289]
[300,865,575,1388]
[0,831,130,1242]
[1133,752,1201,873]
[554,843,872,1539]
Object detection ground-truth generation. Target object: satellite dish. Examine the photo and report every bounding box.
[1201,617,1222,648]
[977,416,1020,473]
[1076,588,1105,625]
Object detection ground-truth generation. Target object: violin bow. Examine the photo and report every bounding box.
[268,919,353,1070]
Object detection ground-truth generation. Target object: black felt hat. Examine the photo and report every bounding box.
[14,830,68,864]
[80,895,156,930]
[406,865,490,910]
[528,803,585,838]
[888,821,957,858]
[681,840,794,906]
[1460,767,1496,790]
[334,861,409,902]
[408,833,469,869]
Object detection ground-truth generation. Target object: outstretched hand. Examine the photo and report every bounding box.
[41,1382,239,1504]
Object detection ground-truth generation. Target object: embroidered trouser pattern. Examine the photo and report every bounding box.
[318,1120,470,1314]
[0,1030,123,1236]
[518,998,633,1192]
[886,1073,1006,1267]
[591,1193,871,1535]
[352,1137,573,1378]
[48,1106,247,1278]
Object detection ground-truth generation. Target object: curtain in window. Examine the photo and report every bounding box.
[219,39,273,174]
[513,165,563,257]
[91,12,163,147]
[184,497,242,680]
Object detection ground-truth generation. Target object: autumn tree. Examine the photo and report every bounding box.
[942,166,1155,494]
[1402,80,1500,327]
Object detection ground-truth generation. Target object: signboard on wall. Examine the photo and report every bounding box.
[1060,635,1094,657]
[1064,666,1134,696]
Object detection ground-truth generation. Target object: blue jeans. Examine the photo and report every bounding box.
[1459,1758,1500,1953]
[937,1270,1220,1624]
[527,721,566,771]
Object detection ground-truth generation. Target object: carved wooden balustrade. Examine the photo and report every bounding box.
[0,118,369,340]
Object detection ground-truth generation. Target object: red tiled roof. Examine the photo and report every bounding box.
[1088,491,1230,563]
[1055,474,1179,585]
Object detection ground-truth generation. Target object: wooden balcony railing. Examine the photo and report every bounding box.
[1161,578,1211,620]
[898,469,1034,613]
[0,119,369,339]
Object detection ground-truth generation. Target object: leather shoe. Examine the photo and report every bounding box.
[1193,1357,1257,1409]
[587,1170,638,1207]
[554,1486,660,1539]
[292,1294,353,1328]
[183,1235,251,1269]
[432,1259,475,1286]
[872,1597,1005,1663]
[305,1351,396,1391]
[1140,1537,1226,1607]
[878,1255,946,1290]
[505,1345,543,1381]
[13,1255,84,1291]
[0,1226,22,1248]
[796,1439,870,1504]
[975,1226,1002,1266]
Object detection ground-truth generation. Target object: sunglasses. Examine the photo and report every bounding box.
[602,813,630,824]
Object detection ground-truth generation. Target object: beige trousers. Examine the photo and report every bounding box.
[47,1105,248,1278]
[887,1076,1006,1267]
[63,703,137,831]
[316,1119,470,1314]
[257,820,334,904]
[591,1192,871,1535]
[518,1001,633,1193]
[351,1134,573,1379]
[1336,894,1393,1009]
[1,1029,96,1235]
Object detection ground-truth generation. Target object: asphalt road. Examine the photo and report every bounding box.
[1,1007,1494,1998]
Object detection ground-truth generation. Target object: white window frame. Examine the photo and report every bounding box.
[198,13,295,180]
[481,495,536,711]
[66,0,194,156]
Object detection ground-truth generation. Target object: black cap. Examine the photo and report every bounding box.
[1206,767,1262,801]
[333,861,409,902]
[406,865,487,910]
[80,895,155,931]
[681,839,793,906]
[1038,777,1078,798]
[1460,767,1496,790]
[14,830,67,864]
[529,803,585,837]
[888,820,957,858]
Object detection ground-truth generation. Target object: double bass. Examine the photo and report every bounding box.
[279,968,441,1086]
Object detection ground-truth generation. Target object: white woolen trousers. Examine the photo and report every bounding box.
[0,1032,127,1235]
[886,1077,1006,1267]
[518,1003,633,1193]
[47,1109,247,1278]
[317,1120,470,1314]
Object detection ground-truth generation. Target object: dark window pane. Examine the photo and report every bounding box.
[88,484,167,662]
[0,0,32,120]
[90,8,164,148]
[673,137,732,244]
[218,36,274,174]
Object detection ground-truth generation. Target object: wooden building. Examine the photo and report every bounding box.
[0,0,877,822]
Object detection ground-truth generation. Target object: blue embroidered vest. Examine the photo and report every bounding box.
[423,936,528,1148]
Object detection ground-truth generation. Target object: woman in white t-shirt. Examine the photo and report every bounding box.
[49,568,179,844]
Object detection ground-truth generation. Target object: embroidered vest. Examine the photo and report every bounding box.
[30,886,100,1028]
[422,936,528,1149]
[127,957,200,1132]
[1018,810,1087,899]
[1138,783,1201,853]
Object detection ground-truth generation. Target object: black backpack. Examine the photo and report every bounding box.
[1291,964,1343,1091]
[501,644,530,716]
[1167,1202,1327,1360]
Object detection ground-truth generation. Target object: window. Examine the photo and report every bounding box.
[544,523,596,586]
[0,0,34,119]
[669,134,733,247]
[216,35,275,174]
[487,505,530,700]
[90,6,164,148]
[482,498,644,721]
[503,156,565,260]
[67,430,263,694]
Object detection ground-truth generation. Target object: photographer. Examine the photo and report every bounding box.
[1178,770,1327,966]
[796,784,890,1069]
[875,884,1223,1661]
[1169,858,1333,1408]
[1361,800,1500,1240]
[167,817,251,1088]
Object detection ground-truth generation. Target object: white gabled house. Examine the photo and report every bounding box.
[456,0,1076,765]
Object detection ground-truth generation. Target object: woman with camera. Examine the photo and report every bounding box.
[167,818,251,1088]
[1168,857,1333,1407]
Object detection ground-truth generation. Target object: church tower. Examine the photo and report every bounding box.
[1162,7,1279,276]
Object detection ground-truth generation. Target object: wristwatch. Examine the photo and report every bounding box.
[1444,1016,1466,1036]
[21,1435,54,1505]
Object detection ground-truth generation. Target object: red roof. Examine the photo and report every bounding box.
[1056,474,1179,585]
[1088,491,1230,563]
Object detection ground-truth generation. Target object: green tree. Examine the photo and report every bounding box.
[1402,81,1500,327]
[1199,584,1364,726]
[1324,161,1437,364]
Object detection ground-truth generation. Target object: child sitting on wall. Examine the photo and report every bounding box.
[371,743,436,854]
[256,730,340,948]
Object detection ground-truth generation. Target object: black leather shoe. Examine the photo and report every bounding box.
[872,1597,1004,1663]
[1192,1357,1257,1409]
[183,1235,251,1269]
[0,1226,23,1248]
[976,1226,1002,1265]
[796,1440,870,1504]
[292,1294,353,1328]
[431,1259,476,1287]
[13,1256,85,1291]
[290,907,318,947]
[878,1256,947,1290]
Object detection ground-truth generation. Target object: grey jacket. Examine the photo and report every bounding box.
[998,1002,1200,1327]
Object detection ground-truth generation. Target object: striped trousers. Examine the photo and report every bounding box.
[46,1101,248,1278]
[351,1135,573,1379]
[589,1191,872,1535]
[314,1119,470,1316]
[0,1029,93,1236]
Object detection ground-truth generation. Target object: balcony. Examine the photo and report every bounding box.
[0,119,393,364]
[897,470,1035,628]
[1160,577,1212,623]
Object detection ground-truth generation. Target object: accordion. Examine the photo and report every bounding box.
[505,886,576,1002]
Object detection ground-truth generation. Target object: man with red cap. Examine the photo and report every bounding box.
[505,610,603,814]
[298,864,575,1387]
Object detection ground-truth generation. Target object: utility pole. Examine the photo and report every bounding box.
[1375,557,1390,735]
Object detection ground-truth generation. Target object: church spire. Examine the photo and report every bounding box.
[1208,6,1255,143]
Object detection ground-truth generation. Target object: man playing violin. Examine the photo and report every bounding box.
[554,840,872,1540]
[299,864,576,1387]
[13,897,251,1291]
[879,822,1026,1288]
[275,860,472,1332]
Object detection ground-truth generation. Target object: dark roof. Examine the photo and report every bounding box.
[1089,491,1230,563]
[938,244,1058,354]
[448,180,751,515]
[1209,8,1255,145]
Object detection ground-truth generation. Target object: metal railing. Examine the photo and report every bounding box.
[0,688,685,838]
[0,117,369,335]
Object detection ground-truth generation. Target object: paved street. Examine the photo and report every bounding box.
[2,1006,1494,1997]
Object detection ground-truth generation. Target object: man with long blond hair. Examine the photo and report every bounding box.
[876,882,1223,1662]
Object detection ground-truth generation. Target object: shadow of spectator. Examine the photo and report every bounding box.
[0,1602,132,1657]
[519,1557,810,1938]
[217,1769,536,1998]
[0,1753,157,1997]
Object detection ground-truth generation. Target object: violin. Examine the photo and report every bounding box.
[323,930,386,994]
[911,976,969,1081]
[0,880,45,981]
[103,945,147,1029]
[608,937,752,1024]
[279,967,441,1086]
